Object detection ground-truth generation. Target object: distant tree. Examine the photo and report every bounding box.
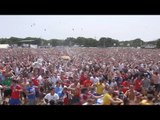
[120,38,144,47]
[156,39,160,48]
[99,37,119,47]
[1,36,160,48]
[131,38,144,47]
[64,37,76,46]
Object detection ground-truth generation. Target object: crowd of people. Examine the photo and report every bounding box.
[0,47,160,105]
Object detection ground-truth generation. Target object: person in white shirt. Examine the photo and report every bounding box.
[90,75,99,84]
[15,67,20,76]
[47,75,54,85]
[44,87,59,105]
[0,85,3,104]
[37,75,44,86]
[157,73,160,92]
[52,73,62,86]
[110,79,117,88]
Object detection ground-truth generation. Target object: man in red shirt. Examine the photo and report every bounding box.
[9,79,23,105]
[83,78,93,88]
[134,76,142,92]
[80,72,87,85]
[122,80,130,93]
[120,71,128,81]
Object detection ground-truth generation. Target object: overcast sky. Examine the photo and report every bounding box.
[0,15,160,41]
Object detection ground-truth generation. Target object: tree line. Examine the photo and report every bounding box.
[0,37,160,48]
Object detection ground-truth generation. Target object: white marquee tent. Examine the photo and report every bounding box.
[0,44,10,49]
